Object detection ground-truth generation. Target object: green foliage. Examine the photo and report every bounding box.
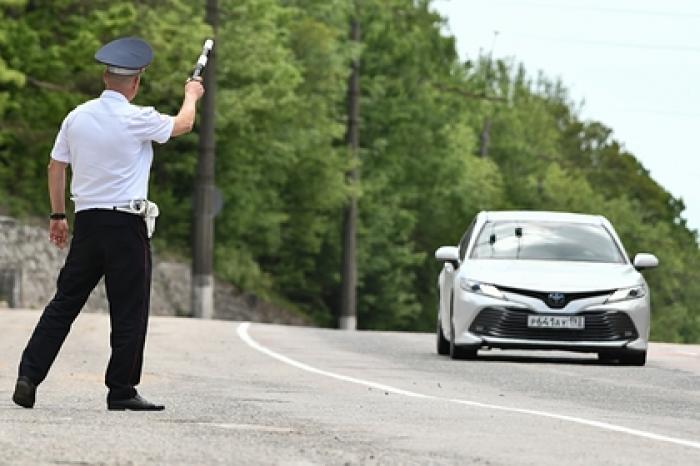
[0,0,698,342]
[210,0,350,310]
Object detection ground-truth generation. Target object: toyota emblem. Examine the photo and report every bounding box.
[547,292,566,308]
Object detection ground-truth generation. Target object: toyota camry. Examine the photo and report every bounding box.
[435,211,658,365]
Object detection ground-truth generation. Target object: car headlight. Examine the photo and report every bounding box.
[460,278,506,300]
[606,285,646,303]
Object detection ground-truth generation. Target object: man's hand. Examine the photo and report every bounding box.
[185,78,205,101]
[172,79,205,137]
[49,219,69,249]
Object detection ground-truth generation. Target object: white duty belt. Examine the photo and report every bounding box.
[112,199,159,238]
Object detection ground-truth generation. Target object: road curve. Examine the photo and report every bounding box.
[1,310,698,465]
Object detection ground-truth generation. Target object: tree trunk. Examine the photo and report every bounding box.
[479,117,491,158]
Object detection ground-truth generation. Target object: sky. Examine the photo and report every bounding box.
[432,0,700,233]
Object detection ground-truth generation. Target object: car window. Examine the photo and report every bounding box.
[470,221,625,263]
[458,218,477,261]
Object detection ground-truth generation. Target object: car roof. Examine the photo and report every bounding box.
[481,210,607,225]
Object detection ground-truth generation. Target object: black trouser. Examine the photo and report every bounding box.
[19,209,152,401]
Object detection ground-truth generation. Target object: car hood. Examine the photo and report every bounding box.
[462,259,642,292]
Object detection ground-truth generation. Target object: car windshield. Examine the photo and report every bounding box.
[470,221,625,263]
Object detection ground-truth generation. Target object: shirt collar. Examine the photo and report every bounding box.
[100,90,129,103]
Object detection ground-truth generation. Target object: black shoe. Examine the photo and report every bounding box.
[12,376,36,409]
[107,394,164,411]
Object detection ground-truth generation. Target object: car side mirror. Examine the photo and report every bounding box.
[633,253,659,271]
[435,246,460,268]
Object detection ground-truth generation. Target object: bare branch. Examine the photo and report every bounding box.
[26,76,73,93]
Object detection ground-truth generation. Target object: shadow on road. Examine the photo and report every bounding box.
[430,352,634,367]
[472,354,607,365]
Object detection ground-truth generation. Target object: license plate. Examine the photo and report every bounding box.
[527,315,585,329]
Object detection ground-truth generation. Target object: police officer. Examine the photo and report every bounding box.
[12,37,205,411]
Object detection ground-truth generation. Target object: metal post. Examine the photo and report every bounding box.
[192,0,217,319]
[340,15,360,330]
[10,266,21,308]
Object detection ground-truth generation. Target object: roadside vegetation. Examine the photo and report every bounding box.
[1,0,698,342]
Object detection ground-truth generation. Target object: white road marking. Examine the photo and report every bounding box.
[237,322,700,451]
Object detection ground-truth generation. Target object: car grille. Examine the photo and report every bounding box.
[497,285,614,309]
[469,307,638,341]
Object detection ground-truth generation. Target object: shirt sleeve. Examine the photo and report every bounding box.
[50,117,71,163]
[129,106,175,144]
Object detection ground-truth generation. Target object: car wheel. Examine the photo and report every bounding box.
[618,350,647,366]
[436,314,450,356]
[449,294,477,360]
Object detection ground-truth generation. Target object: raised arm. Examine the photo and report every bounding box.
[171,79,205,137]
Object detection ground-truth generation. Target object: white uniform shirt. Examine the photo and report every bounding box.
[50,90,174,212]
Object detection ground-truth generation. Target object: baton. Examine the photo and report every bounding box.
[190,39,214,79]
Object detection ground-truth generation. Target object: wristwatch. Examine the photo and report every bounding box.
[49,213,67,220]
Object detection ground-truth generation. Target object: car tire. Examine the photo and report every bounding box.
[449,294,477,360]
[618,350,647,366]
[451,343,478,360]
[436,315,450,356]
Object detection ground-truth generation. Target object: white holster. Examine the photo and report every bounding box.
[114,199,160,238]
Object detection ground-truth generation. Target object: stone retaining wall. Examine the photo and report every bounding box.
[0,216,308,325]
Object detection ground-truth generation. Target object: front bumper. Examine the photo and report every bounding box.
[452,286,650,351]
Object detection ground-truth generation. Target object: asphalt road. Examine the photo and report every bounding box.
[1,309,699,465]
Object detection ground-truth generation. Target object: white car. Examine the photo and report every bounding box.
[435,211,658,365]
